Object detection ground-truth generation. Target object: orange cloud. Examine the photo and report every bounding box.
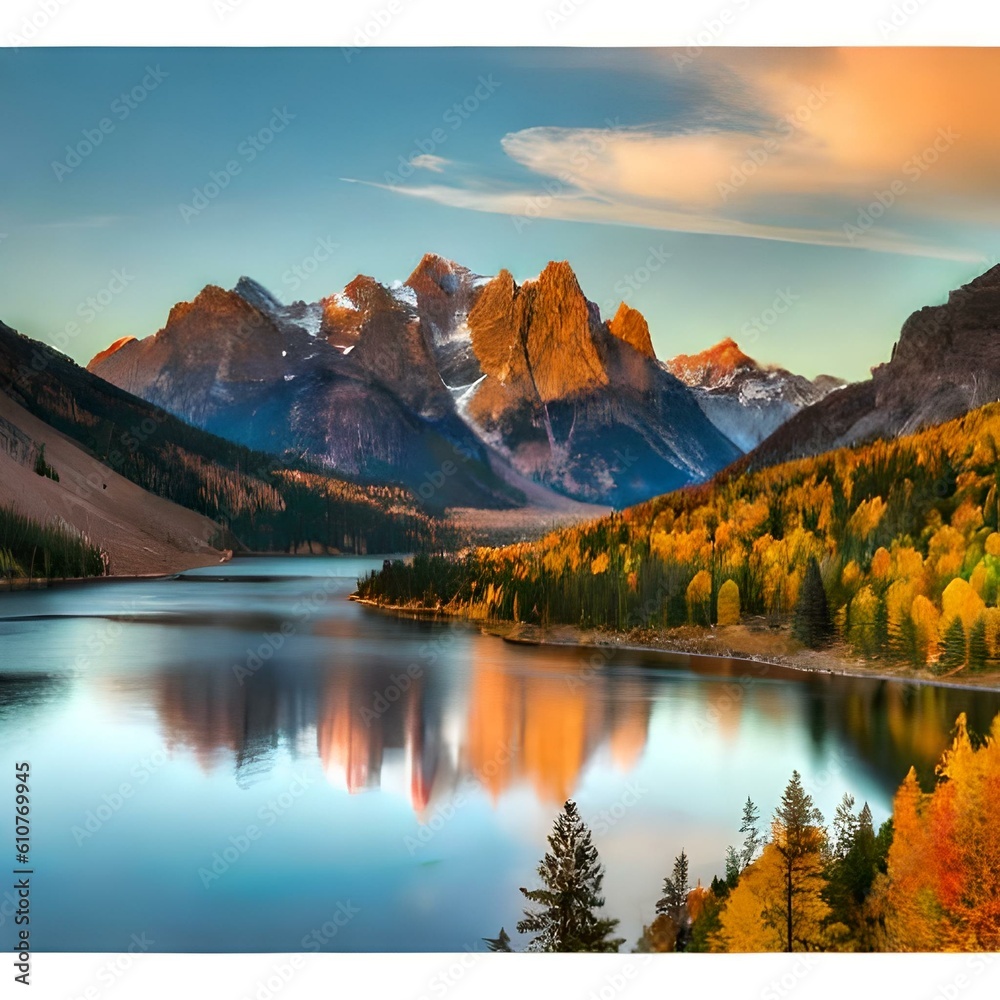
[346,48,999,260]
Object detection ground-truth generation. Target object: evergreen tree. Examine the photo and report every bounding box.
[771,771,828,952]
[792,558,834,648]
[873,597,890,656]
[830,793,860,861]
[516,800,624,952]
[724,846,741,889]
[968,616,988,672]
[656,850,691,950]
[710,874,731,900]
[483,927,512,952]
[891,613,922,667]
[738,796,764,870]
[825,801,893,949]
[938,618,967,672]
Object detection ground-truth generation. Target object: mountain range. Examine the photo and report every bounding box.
[665,336,843,452]
[86,254,840,508]
[0,318,446,572]
[5,255,999,572]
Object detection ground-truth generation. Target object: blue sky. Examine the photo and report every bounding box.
[1,47,997,380]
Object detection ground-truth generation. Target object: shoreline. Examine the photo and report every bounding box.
[352,598,1000,694]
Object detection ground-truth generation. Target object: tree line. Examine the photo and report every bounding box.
[484,712,999,953]
[358,401,1000,674]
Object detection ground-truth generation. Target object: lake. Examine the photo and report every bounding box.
[1,555,998,953]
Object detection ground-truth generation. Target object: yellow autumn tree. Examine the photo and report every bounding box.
[847,585,880,656]
[686,569,712,626]
[870,546,892,581]
[590,552,610,575]
[712,844,787,952]
[714,772,845,952]
[717,579,740,626]
[910,595,941,667]
[940,577,985,633]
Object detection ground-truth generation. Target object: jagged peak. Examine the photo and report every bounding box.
[405,252,479,301]
[534,259,582,290]
[162,284,253,326]
[233,275,284,312]
[607,302,656,360]
[406,252,466,283]
[341,274,398,313]
[473,268,517,299]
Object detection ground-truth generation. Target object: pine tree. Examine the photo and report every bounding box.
[830,793,860,861]
[771,771,828,952]
[938,618,966,673]
[483,927,512,952]
[873,596,890,656]
[710,874,731,899]
[656,850,691,950]
[738,796,763,870]
[516,800,624,952]
[687,890,725,952]
[792,557,834,648]
[724,846,741,889]
[892,613,922,667]
[968,615,988,672]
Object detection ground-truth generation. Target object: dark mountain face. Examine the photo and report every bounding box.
[86,254,774,508]
[87,279,519,512]
[748,264,1000,468]
[0,319,441,555]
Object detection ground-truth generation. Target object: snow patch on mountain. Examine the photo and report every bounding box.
[389,281,418,309]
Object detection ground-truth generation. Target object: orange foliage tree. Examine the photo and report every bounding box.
[874,713,1000,950]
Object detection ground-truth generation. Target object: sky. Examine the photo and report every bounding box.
[1,46,999,381]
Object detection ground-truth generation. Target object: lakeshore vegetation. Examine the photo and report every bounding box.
[358,401,1000,676]
[488,712,1000,953]
[0,503,108,581]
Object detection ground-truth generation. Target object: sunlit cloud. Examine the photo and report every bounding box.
[345,49,1000,263]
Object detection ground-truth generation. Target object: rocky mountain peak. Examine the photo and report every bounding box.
[405,252,468,296]
[233,276,285,315]
[342,274,399,314]
[161,285,273,340]
[667,337,758,388]
[466,261,611,410]
[607,303,655,360]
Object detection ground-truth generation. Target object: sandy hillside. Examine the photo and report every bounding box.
[0,390,226,576]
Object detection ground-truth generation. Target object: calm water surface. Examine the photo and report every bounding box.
[1,556,998,953]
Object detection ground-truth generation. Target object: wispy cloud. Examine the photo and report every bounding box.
[409,153,451,173]
[344,49,1000,263]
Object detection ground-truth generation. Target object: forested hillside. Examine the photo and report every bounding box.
[1,321,440,555]
[359,401,1000,673]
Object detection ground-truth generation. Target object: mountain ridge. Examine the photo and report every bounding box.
[748,263,1000,468]
[85,254,841,508]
